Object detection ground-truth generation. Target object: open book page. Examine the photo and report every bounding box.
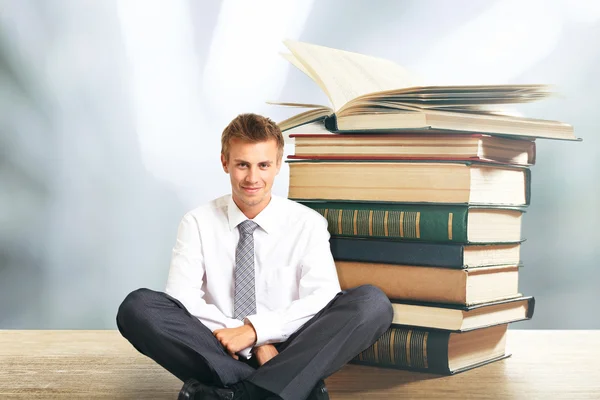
[284,39,419,111]
[352,85,550,102]
[277,107,333,133]
[340,100,492,114]
[280,52,318,82]
[266,101,331,109]
[282,120,331,136]
[337,84,551,115]
[384,84,551,94]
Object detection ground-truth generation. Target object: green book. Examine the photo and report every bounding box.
[352,324,510,375]
[298,201,524,243]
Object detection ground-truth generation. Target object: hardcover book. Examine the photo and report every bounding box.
[335,260,520,305]
[289,132,536,166]
[288,160,531,206]
[298,201,524,243]
[330,237,521,268]
[351,324,510,374]
[389,296,534,331]
[272,40,577,141]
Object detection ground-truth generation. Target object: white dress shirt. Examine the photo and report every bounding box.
[165,194,341,358]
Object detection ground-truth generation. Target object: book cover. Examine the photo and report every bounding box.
[351,324,510,374]
[389,296,535,332]
[287,159,532,206]
[330,237,522,268]
[288,132,536,166]
[297,201,525,243]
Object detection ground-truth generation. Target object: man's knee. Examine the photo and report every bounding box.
[345,284,393,326]
[116,288,159,331]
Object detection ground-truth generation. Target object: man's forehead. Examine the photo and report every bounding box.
[229,139,280,154]
[232,158,274,163]
[229,137,278,146]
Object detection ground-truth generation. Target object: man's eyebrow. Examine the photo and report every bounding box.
[233,159,273,164]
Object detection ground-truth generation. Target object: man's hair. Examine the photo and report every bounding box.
[221,113,284,161]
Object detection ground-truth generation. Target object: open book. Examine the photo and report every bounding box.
[273,40,577,141]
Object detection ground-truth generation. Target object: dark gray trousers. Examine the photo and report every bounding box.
[116,285,392,400]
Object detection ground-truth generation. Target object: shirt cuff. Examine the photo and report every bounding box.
[223,318,244,329]
[238,346,253,359]
[245,312,287,346]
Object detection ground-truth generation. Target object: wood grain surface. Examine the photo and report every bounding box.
[1,330,599,399]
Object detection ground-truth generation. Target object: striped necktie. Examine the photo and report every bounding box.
[234,220,259,320]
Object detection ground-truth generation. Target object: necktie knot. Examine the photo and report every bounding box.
[238,220,259,236]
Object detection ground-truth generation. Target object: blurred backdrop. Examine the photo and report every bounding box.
[1,0,599,329]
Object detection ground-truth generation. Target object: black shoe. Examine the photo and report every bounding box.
[178,378,235,400]
[306,380,329,400]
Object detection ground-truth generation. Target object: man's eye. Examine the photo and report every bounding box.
[259,163,269,168]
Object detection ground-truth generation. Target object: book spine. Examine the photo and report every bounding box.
[330,237,466,268]
[352,327,451,374]
[300,202,468,242]
[525,168,532,205]
[526,297,536,318]
[323,114,338,131]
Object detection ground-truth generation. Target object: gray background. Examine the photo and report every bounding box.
[1,0,598,329]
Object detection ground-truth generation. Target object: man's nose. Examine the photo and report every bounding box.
[247,167,259,182]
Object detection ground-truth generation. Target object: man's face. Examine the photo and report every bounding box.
[221,138,282,215]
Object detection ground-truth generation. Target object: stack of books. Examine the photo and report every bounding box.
[276,40,579,374]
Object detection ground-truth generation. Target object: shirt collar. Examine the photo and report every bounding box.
[227,194,279,234]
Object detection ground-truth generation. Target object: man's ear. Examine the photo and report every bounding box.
[275,154,283,175]
[221,153,229,173]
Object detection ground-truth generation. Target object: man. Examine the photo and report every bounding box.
[116,113,393,400]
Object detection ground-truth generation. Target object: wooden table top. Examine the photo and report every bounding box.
[1,330,599,399]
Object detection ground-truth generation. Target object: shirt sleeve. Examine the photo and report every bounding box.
[165,213,245,330]
[245,216,341,346]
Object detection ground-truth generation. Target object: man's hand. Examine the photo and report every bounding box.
[254,344,279,366]
[213,325,257,359]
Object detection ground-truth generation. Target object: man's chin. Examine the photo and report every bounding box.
[239,193,266,207]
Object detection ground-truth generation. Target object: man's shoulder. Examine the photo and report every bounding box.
[185,195,229,220]
[275,196,327,227]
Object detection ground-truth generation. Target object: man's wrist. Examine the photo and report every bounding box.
[243,318,257,346]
